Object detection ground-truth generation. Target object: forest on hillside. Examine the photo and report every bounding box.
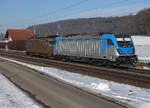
[28,8,150,37]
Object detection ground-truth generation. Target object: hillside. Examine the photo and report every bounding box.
[28,8,150,37]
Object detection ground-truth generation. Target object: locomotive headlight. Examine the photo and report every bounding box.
[117,49,122,54]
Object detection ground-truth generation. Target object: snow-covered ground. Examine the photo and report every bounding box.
[0,73,42,108]
[132,36,150,46]
[0,57,150,108]
[132,36,150,63]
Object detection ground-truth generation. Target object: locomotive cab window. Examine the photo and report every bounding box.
[116,38,133,48]
[49,41,55,46]
[107,39,114,45]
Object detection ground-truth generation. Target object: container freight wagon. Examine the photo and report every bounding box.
[26,39,55,58]
[54,34,137,65]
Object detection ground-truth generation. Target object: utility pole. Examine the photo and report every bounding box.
[0,29,3,40]
[92,20,96,33]
[34,25,36,35]
[34,25,36,38]
[57,23,61,35]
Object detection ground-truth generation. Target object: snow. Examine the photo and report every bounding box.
[135,66,150,71]
[0,35,150,108]
[140,103,150,108]
[0,73,42,108]
[134,46,150,57]
[132,36,150,63]
[91,83,110,92]
[0,56,150,108]
[132,36,150,46]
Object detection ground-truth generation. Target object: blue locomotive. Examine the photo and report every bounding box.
[54,34,137,66]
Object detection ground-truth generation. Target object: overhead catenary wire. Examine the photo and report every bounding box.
[3,0,129,27]
[10,0,90,26]
[27,0,140,36]
[33,0,137,25]
[1,0,90,34]
[22,0,135,27]
[2,0,145,31]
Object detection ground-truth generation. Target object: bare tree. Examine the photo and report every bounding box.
[0,30,4,40]
[28,8,150,37]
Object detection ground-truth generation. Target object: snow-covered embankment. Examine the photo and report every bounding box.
[0,73,42,108]
[0,57,150,108]
[132,36,150,63]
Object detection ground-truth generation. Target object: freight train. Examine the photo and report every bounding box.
[26,34,138,66]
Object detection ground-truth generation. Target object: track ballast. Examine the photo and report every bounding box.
[0,50,150,89]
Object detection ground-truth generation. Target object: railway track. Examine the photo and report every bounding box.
[0,51,150,89]
[0,55,133,108]
[123,68,150,75]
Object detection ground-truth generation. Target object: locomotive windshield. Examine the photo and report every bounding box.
[116,37,133,48]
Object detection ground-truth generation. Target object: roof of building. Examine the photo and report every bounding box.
[5,29,34,41]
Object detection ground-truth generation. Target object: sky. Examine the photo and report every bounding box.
[0,0,150,33]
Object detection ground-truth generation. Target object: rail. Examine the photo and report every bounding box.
[0,50,150,89]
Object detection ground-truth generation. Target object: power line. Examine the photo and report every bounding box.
[22,0,89,24]
[1,0,89,28]
[24,0,130,26]
[2,0,147,30]
[34,0,132,22]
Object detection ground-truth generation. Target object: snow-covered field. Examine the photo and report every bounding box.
[0,57,150,108]
[132,36,150,63]
[132,36,150,46]
[0,73,42,108]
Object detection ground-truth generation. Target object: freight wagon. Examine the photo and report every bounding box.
[8,40,26,51]
[54,34,138,65]
[26,39,55,58]
[0,42,6,49]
